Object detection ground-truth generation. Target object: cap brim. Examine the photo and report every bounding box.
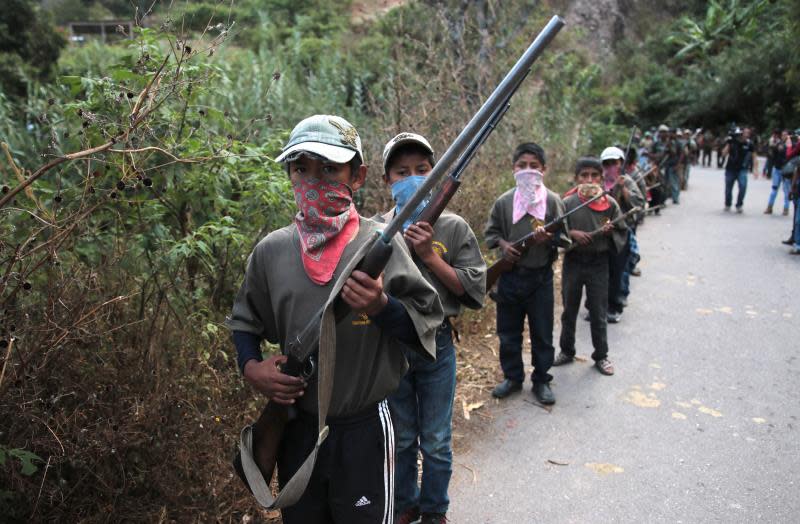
[600,154,624,162]
[275,141,357,164]
[383,137,434,171]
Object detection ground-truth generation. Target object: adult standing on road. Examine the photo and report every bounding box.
[722,127,755,213]
[702,129,714,167]
[650,124,680,205]
[715,132,727,168]
[765,130,791,215]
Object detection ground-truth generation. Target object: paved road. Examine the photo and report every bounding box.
[449,163,799,523]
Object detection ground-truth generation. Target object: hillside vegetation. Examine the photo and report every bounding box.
[1,0,798,520]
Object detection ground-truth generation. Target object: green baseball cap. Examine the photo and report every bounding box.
[275,114,364,164]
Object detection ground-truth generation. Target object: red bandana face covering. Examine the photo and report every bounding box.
[293,177,360,285]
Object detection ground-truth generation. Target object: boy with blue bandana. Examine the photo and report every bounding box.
[377,133,486,524]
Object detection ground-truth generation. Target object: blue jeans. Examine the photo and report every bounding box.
[794,201,800,249]
[666,166,680,203]
[390,324,456,515]
[725,168,748,208]
[495,266,555,385]
[621,230,640,299]
[768,167,791,210]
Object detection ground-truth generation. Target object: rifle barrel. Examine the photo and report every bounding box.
[380,15,565,243]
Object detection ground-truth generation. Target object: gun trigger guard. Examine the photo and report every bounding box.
[301,355,316,380]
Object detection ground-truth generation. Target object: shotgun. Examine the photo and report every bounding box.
[484,188,608,290]
[234,15,566,507]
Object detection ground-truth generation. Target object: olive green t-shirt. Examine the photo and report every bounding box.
[484,188,570,269]
[376,211,486,318]
[563,194,627,255]
[225,216,443,417]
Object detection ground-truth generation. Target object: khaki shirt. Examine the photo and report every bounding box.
[225,217,443,417]
[484,188,570,269]
[563,194,627,255]
[610,175,645,226]
[377,211,486,318]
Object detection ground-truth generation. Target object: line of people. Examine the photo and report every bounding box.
[226,115,681,524]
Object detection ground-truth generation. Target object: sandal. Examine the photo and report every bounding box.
[595,358,615,375]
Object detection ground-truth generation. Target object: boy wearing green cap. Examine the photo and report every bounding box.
[377,133,486,524]
[226,115,443,523]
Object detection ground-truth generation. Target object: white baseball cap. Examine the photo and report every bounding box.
[382,132,435,173]
[600,146,625,162]
[275,114,363,164]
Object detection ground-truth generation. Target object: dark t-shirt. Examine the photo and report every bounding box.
[726,138,754,172]
[770,141,787,169]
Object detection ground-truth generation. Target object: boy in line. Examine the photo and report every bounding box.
[485,142,569,404]
[553,158,627,376]
[601,146,644,322]
[378,133,486,524]
[226,115,443,524]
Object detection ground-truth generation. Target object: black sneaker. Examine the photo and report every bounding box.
[420,513,448,524]
[533,382,555,405]
[782,238,794,245]
[552,352,575,366]
[491,379,522,399]
[607,310,622,323]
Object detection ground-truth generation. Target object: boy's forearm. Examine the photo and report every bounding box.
[421,253,466,296]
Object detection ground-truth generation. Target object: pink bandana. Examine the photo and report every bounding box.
[603,165,621,191]
[293,178,360,285]
[512,169,548,224]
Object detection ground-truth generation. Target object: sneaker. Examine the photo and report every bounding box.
[552,352,575,366]
[790,247,800,255]
[607,311,622,323]
[420,513,448,524]
[783,208,790,216]
[396,507,421,524]
[491,379,522,399]
[595,358,615,375]
[764,205,773,214]
[631,267,642,277]
[619,296,629,308]
[532,382,555,405]
[736,207,743,214]
[724,206,731,212]
[782,238,794,245]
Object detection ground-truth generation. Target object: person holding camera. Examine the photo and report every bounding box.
[722,127,755,213]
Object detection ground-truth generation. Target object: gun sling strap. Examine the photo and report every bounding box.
[237,235,376,509]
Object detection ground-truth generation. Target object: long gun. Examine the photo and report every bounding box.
[564,206,641,253]
[234,15,566,504]
[484,189,608,290]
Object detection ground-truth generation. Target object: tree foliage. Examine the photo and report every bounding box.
[0,0,66,98]
[619,0,800,131]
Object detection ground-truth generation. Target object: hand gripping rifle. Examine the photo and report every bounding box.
[564,206,641,253]
[234,16,566,509]
[484,188,608,290]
